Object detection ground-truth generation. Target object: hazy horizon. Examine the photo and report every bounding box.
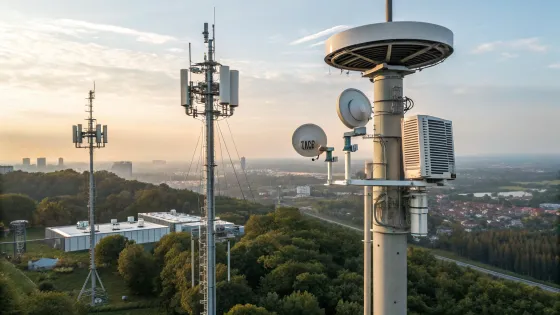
[2,0,560,163]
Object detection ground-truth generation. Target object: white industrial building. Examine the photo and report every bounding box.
[138,210,244,238]
[296,185,311,197]
[45,218,169,252]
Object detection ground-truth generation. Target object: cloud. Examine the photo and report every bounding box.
[499,52,518,60]
[50,19,177,44]
[308,41,325,48]
[472,37,547,54]
[289,25,350,45]
[548,63,560,69]
[167,48,184,53]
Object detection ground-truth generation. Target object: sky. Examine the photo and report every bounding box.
[1,0,559,164]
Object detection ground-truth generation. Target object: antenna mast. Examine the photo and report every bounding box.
[180,22,239,315]
[73,84,108,306]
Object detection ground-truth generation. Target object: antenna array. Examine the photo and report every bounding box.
[73,85,108,306]
[180,22,240,315]
[291,1,455,314]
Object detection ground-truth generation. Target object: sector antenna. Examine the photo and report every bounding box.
[291,1,456,315]
[179,21,240,315]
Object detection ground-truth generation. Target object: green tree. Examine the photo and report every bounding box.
[0,193,36,225]
[117,244,157,296]
[159,250,192,314]
[180,285,202,315]
[25,291,79,315]
[279,291,324,315]
[335,300,362,315]
[225,304,274,315]
[34,199,71,227]
[95,234,130,266]
[216,276,255,315]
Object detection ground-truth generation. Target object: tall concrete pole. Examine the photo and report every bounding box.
[205,36,217,315]
[371,69,408,315]
[364,162,373,315]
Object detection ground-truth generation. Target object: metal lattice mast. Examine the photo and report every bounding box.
[73,86,108,306]
[181,22,239,315]
[9,220,28,257]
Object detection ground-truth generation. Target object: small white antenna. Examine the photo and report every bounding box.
[213,7,216,57]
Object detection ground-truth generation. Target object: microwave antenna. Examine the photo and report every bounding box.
[293,1,456,314]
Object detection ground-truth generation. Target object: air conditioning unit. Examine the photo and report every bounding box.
[401,115,456,181]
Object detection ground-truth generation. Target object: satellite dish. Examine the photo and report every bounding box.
[337,88,372,129]
[292,123,327,158]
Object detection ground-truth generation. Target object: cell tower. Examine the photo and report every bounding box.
[10,220,28,257]
[72,85,109,306]
[291,1,456,314]
[180,22,240,315]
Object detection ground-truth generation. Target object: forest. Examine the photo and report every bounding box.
[435,229,560,285]
[1,171,560,314]
[2,207,559,314]
[0,170,271,228]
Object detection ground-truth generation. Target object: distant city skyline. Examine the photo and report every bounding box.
[1,0,560,162]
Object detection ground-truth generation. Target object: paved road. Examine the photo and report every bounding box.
[302,211,560,294]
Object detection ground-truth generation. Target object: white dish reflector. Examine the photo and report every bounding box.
[337,88,372,129]
[292,123,327,158]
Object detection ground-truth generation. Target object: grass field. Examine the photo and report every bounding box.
[0,259,37,294]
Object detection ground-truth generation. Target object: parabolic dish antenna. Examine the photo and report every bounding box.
[337,88,372,129]
[292,123,327,158]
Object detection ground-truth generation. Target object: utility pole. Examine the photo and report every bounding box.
[181,22,239,315]
[74,86,108,306]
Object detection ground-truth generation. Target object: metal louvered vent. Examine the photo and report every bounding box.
[402,115,456,181]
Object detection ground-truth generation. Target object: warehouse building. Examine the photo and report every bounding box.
[138,209,203,232]
[45,218,169,252]
[138,210,244,237]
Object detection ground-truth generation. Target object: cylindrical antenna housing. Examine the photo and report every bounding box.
[203,23,209,42]
[219,65,231,105]
[72,125,78,143]
[229,70,239,107]
[96,124,102,144]
[77,124,83,143]
[103,125,108,143]
[180,69,191,107]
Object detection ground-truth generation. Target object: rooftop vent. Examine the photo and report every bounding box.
[137,218,145,228]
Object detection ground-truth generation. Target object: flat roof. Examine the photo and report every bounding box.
[47,221,168,237]
[182,220,235,227]
[139,211,204,224]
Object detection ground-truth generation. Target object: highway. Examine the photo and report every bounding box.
[302,211,560,294]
